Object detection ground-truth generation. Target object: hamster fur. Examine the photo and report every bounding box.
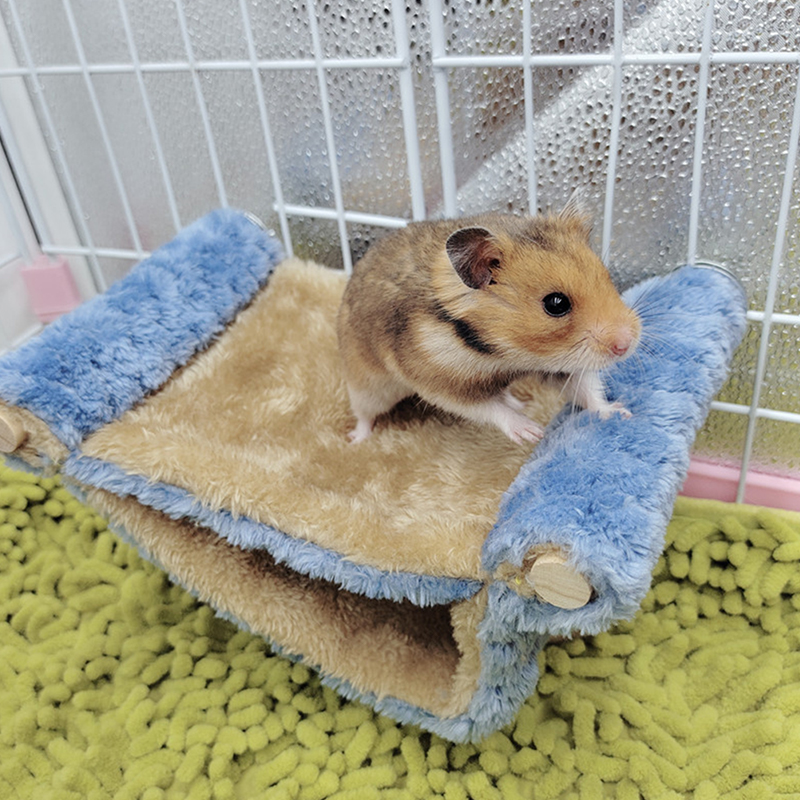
[336,207,641,444]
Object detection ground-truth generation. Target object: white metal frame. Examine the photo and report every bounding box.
[0,0,798,504]
[0,146,40,351]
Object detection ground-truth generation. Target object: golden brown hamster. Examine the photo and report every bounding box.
[336,205,641,443]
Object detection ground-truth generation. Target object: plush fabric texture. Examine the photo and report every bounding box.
[0,211,747,741]
[2,465,800,800]
[71,258,559,595]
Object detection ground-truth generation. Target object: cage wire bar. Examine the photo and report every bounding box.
[0,138,41,350]
[3,0,108,290]
[685,0,714,270]
[238,0,290,256]
[598,0,623,265]
[62,0,144,258]
[0,96,48,254]
[0,167,31,268]
[521,0,537,218]
[0,0,798,505]
[738,64,800,501]
[117,0,181,233]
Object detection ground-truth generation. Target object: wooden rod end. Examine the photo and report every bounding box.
[525,551,593,609]
[0,410,27,453]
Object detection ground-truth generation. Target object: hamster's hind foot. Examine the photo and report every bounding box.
[343,376,411,443]
[346,417,374,443]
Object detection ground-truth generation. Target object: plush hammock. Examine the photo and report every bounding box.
[0,209,746,742]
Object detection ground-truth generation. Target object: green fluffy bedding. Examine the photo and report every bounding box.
[1,464,799,800]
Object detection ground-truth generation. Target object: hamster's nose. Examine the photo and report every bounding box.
[610,330,634,357]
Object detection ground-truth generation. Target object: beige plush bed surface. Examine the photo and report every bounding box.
[83,259,563,579]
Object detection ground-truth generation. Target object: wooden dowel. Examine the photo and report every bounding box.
[0,410,27,453]
[525,550,593,609]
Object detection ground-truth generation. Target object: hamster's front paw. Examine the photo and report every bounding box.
[596,401,632,420]
[566,372,632,421]
[504,413,545,445]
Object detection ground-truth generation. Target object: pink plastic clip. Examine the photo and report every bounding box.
[21,255,82,323]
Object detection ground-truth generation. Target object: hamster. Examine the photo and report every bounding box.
[336,204,641,444]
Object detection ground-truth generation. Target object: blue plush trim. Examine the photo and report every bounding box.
[62,451,481,607]
[0,209,283,449]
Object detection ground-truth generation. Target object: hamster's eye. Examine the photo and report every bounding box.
[542,292,572,317]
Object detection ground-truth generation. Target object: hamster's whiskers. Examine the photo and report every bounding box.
[551,337,596,374]
[637,323,693,363]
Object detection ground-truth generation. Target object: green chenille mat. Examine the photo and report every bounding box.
[2,465,800,800]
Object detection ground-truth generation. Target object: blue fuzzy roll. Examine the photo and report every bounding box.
[0,209,283,450]
[483,265,748,637]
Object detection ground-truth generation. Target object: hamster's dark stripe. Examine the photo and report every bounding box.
[387,306,408,339]
[432,302,496,355]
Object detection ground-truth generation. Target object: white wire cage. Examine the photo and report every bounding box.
[0,0,798,507]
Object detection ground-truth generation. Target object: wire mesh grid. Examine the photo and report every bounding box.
[0,0,798,503]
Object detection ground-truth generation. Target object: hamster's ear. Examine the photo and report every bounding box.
[559,188,593,241]
[445,226,502,289]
